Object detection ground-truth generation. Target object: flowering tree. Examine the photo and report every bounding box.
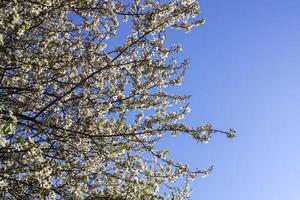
[0,0,236,199]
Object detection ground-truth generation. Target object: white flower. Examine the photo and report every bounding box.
[0,34,3,46]
[196,124,212,143]
[227,129,237,138]
[201,165,213,178]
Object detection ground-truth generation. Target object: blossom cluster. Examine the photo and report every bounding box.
[0,0,235,199]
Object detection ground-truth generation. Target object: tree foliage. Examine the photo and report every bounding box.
[0,0,236,199]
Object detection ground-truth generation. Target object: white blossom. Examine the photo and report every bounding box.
[227,129,237,138]
[0,0,234,199]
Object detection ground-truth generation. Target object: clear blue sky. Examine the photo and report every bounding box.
[161,0,300,199]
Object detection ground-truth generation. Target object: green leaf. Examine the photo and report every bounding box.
[21,24,29,30]
[118,118,125,126]
[127,151,130,159]
[171,130,178,136]
[143,187,149,194]
[97,120,105,128]
[15,137,25,144]
[163,150,169,156]
[1,124,13,135]
[115,118,125,132]
[79,0,88,7]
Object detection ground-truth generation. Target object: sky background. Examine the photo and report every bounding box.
[160,0,300,199]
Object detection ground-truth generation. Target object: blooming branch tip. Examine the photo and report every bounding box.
[227,129,237,138]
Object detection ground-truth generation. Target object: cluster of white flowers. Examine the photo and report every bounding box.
[227,129,237,138]
[0,0,235,199]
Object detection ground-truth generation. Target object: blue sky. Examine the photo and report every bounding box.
[161,0,300,199]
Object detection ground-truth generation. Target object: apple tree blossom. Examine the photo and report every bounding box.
[0,0,236,199]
